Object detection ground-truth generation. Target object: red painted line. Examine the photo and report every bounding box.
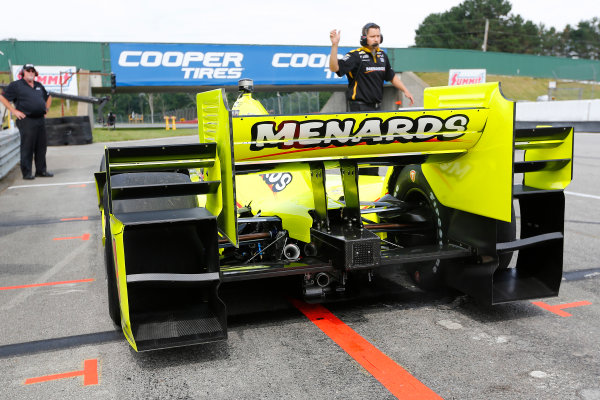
[25,359,98,386]
[532,300,592,317]
[0,278,94,291]
[239,144,340,161]
[53,233,90,241]
[60,216,89,221]
[290,299,442,400]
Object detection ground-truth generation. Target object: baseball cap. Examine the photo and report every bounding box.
[22,64,38,76]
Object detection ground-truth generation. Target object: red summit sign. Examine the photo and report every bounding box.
[448,69,486,86]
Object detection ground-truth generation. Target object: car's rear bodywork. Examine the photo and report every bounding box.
[95,82,573,351]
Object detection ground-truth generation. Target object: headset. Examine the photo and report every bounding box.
[360,22,383,46]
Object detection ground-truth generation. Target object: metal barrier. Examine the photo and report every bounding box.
[0,127,20,180]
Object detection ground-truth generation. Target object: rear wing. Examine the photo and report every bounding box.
[196,83,573,247]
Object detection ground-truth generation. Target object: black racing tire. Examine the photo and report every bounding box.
[386,165,518,288]
[385,165,449,290]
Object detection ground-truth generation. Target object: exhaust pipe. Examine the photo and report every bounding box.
[283,243,301,260]
[304,242,318,257]
[315,272,331,288]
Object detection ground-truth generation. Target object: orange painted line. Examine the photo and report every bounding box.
[532,300,592,317]
[25,359,98,386]
[290,299,442,400]
[68,184,87,188]
[0,278,94,291]
[60,216,89,221]
[53,233,90,241]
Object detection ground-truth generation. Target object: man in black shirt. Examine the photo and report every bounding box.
[0,64,53,180]
[329,23,414,111]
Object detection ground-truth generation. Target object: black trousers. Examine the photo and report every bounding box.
[16,117,47,177]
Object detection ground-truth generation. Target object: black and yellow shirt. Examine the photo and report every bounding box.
[335,47,396,104]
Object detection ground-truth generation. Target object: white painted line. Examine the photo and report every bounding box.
[565,191,600,200]
[8,181,94,189]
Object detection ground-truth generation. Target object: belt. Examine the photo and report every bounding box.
[350,101,381,109]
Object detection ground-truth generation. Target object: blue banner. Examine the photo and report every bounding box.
[110,43,356,87]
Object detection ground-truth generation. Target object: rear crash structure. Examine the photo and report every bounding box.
[94,82,573,351]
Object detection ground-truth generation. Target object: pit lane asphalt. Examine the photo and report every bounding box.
[0,134,599,400]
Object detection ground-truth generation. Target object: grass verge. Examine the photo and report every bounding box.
[416,72,600,101]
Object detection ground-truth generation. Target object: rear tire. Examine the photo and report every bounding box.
[384,165,449,290]
[385,165,518,288]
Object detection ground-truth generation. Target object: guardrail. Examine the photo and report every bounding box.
[0,127,20,180]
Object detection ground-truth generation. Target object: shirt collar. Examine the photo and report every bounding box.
[360,46,380,54]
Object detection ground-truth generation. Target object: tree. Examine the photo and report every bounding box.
[414,0,512,50]
[566,18,600,59]
[415,1,599,60]
[414,0,542,54]
[94,92,197,123]
[493,15,541,54]
[538,25,565,57]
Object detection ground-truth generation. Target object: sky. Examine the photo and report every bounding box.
[1,0,598,48]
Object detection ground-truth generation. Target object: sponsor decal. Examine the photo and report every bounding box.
[11,65,78,96]
[250,114,469,151]
[261,172,293,192]
[410,170,416,182]
[110,44,352,86]
[118,50,244,80]
[448,69,486,86]
[272,52,344,80]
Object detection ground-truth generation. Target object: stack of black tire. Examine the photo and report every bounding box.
[45,116,93,146]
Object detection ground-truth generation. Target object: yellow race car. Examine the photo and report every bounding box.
[95,79,573,351]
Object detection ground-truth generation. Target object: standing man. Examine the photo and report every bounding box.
[329,23,415,111]
[0,64,53,180]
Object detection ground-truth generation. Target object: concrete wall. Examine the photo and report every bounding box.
[320,71,429,113]
[516,99,600,122]
[516,99,600,132]
[395,71,428,108]
[320,92,346,113]
[77,70,94,123]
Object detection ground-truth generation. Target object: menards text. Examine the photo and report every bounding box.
[250,115,469,150]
